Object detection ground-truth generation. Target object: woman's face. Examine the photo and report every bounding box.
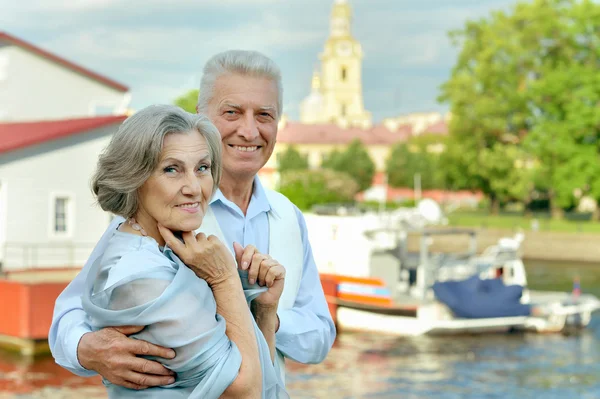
[137,131,214,233]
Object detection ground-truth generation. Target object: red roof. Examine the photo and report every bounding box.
[0,115,127,155]
[356,186,483,203]
[422,120,448,135]
[278,122,412,145]
[0,32,129,92]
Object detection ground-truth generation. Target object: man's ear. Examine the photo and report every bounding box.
[195,104,200,114]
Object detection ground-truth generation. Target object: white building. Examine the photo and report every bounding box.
[0,31,131,121]
[0,116,125,271]
[383,111,450,135]
[0,32,130,271]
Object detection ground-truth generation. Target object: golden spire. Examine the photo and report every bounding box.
[311,70,321,90]
[330,0,352,37]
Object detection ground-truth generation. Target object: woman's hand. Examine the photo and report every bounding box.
[158,225,237,287]
[233,242,286,308]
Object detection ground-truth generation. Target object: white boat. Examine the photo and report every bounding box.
[307,202,600,336]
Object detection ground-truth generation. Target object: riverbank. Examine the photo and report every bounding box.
[406,227,600,263]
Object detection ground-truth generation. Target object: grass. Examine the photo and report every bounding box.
[447,210,600,234]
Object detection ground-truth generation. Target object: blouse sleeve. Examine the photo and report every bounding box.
[82,248,242,399]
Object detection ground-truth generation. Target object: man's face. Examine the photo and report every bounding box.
[205,73,279,181]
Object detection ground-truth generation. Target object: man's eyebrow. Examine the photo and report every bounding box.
[222,102,242,109]
[258,106,277,117]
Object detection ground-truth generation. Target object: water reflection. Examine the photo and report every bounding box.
[1,260,600,398]
[287,324,600,399]
[0,351,102,398]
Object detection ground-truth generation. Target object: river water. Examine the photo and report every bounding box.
[1,259,599,399]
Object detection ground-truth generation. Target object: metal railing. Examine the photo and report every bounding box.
[0,242,97,272]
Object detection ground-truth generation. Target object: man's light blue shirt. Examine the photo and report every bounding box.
[49,177,336,376]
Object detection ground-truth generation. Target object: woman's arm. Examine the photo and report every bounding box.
[159,227,262,398]
[234,243,286,364]
[211,279,262,398]
[251,303,278,363]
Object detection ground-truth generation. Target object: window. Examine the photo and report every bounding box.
[49,193,74,238]
[54,197,68,233]
[341,67,347,81]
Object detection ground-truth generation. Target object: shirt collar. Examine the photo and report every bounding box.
[210,175,281,219]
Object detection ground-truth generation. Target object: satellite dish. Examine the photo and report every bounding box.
[417,199,442,223]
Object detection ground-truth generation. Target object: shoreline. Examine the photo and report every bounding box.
[405,227,600,264]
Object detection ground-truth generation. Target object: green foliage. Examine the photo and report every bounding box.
[174,89,200,113]
[448,210,600,233]
[321,139,376,192]
[277,145,309,173]
[439,0,600,215]
[386,135,446,189]
[525,63,600,209]
[358,200,407,212]
[278,169,360,211]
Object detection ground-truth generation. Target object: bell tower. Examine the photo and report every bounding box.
[299,0,372,128]
[319,0,371,128]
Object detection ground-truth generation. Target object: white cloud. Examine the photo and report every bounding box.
[1,0,517,122]
[357,1,513,66]
[0,0,280,13]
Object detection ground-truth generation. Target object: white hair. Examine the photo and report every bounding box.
[197,50,283,119]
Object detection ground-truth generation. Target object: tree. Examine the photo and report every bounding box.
[277,145,309,173]
[174,89,200,113]
[439,0,600,216]
[525,63,600,217]
[386,135,446,190]
[321,139,376,192]
[278,169,360,211]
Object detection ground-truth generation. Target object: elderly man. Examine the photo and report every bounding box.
[49,50,336,390]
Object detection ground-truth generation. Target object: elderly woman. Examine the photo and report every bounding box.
[83,104,287,398]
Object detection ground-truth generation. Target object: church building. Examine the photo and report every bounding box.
[261,0,457,204]
[299,0,372,129]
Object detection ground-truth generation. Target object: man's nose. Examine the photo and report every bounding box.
[239,113,259,141]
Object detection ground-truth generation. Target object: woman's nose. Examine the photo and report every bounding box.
[181,174,201,196]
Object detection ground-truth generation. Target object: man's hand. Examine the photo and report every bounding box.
[233,242,285,307]
[77,325,176,390]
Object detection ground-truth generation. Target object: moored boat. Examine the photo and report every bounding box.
[312,208,600,336]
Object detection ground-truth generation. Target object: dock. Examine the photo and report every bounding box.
[0,268,79,356]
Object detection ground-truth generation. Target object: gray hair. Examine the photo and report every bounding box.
[197,50,283,119]
[92,104,222,218]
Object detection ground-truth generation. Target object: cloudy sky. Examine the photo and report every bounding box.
[1,0,515,122]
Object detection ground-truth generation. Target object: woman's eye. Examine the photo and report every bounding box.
[198,165,210,172]
[164,166,177,173]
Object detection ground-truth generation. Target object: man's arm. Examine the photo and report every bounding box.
[274,207,336,364]
[49,217,122,375]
